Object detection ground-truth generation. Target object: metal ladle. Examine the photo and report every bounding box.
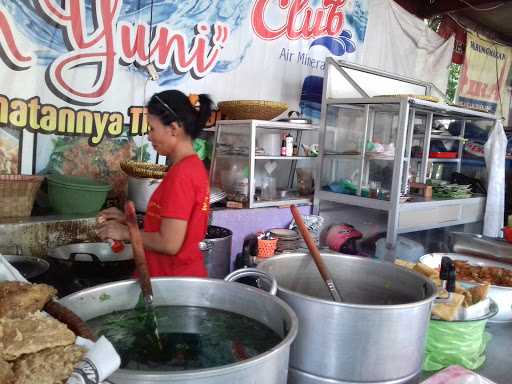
[124,200,163,349]
[290,205,343,302]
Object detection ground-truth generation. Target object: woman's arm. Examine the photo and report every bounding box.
[141,218,187,255]
[96,218,187,256]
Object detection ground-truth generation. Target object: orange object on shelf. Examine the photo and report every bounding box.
[257,238,278,258]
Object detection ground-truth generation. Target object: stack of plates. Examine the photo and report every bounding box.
[270,229,300,253]
[210,187,227,204]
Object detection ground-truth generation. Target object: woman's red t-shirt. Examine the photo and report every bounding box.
[143,155,209,277]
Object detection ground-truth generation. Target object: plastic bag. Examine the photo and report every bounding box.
[421,365,497,384]
[483,120,507,237]
[423,320,491,371]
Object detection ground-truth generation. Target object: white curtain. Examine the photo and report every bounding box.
[362,0,454,94]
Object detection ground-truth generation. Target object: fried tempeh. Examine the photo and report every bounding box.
[0,357,14,384]
[12,345,86,384]
[0,312,75,361]
[0,282,56,319]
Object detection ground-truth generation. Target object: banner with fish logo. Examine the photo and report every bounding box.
[0,0,367,196]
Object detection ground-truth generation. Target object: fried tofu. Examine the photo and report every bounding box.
[12,345,86,384]
[0,358,14,384]
[432,292,465,321]
[0,312,75,361]
[0,282,56,319]
[413,263,438,279]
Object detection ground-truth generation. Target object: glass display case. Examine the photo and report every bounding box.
[314,59,497,254]
[210,120,318,208]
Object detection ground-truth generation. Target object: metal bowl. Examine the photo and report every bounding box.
[420,253,512,322]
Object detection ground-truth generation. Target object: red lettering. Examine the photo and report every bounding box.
[121,22,229,78]
[252,0,345,40]
[0,8,33,69]
[38,0,229,104]
[41,0,119,104]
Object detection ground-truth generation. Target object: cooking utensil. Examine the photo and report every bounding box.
[48,243,134,279]
[3,255,49,280]
[124,200,162,348]
[45,300,96,341]
[258,253,437,384]
[59,270,297,384]
[290,205,343,302]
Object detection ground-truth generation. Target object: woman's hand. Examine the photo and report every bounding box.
[97,207,126,224]
[96,220,130,241]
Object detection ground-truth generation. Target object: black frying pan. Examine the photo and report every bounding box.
[3,255,50,280]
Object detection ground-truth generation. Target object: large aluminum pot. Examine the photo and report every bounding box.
[59,269,298,384]
[258,253,437,384]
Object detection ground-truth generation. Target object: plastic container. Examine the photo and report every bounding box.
[257,238,278,258]
[375,236,425,262]
[47,174,111,214]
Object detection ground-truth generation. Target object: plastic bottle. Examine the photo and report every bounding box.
[285,132,294,157]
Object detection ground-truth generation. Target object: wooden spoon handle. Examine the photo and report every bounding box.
[124,201,153,301]
[45,301,97,341]
[290,205,343,302]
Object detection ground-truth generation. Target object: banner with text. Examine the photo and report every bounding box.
[0,0,368,197]
[458,32,512,122]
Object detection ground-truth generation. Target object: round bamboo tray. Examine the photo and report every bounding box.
[218,100,288,120]
[120,160,168,179]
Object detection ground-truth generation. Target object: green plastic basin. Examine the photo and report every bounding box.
[47,174,111,214]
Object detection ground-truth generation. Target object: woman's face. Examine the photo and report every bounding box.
[147,114,176,156]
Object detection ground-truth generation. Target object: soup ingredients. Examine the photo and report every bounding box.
[87,306,282,371]
[453,260,512,287]
[0,312,76,361]
[0,282,56,319]
[11,345,85,384]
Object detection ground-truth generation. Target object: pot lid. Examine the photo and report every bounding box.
[47,174,112,192]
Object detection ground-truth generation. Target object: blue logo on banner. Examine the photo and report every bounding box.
[309,30,356,56]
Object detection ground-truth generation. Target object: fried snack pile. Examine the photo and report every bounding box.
[453,260,512,287]
[395,260,490,321]
[0,282,85,384]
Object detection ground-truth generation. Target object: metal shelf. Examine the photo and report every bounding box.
[255,156,316,160]
[252,197,312,208]
[398,195,485,212]
[326,96,496,120]
[314,59,496,253]
[411,157,460,163]
[216,120,318,131]
[413,134,463,141]
[317,191,391,211]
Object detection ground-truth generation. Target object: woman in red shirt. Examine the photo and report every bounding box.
[97,90,213,277]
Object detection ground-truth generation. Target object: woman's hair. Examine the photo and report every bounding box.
[147,90,214,139]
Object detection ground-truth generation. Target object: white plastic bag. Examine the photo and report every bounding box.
[483,120,507,238]
[421,365,497,384]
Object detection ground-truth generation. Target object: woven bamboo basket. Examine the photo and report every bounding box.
[218,100,288,120]
[120,160,168,179]
[0,175,44,218]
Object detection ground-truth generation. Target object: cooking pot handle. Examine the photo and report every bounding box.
[224,268,278,295]
[69,252,103,265]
